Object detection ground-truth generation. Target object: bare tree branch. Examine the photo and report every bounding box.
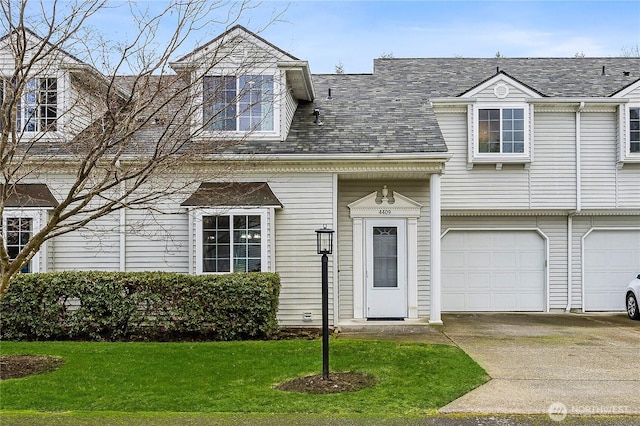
[0,0,287,296]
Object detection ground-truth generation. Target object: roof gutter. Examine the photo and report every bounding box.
[212,152,453,162]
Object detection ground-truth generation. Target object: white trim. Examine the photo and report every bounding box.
[2,209,45,273]
[619,103,640,165]
[468,103,533,166]
[461,73,542,99]
[365,218,408,318]
[440,227,550,312]
[192,208,269,274]
[332,172,339,326]
[348,188,422,319]
[580,227,640,312]
[429,174,442,324]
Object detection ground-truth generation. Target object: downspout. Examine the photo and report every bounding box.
[118,161,126,272]
[566,101,584,312]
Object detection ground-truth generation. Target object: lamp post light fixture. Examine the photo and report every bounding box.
[315,225,334,380]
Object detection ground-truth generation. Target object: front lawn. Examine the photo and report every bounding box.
[0,338,488,414]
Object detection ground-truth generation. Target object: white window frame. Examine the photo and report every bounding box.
[468,102,532,166]
[1,74,63,136]
[2,209,44,273]
[193,208,269,274]
[620,104,640,164]
[198,70,280,139]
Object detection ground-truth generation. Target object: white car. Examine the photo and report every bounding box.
[626,274,640,320]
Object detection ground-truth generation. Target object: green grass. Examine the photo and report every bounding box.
[0,339,488,415]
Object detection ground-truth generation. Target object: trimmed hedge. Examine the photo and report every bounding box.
[0,271,280,341]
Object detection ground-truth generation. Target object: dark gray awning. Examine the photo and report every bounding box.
[2,184,59,208]
[181,182,283,208]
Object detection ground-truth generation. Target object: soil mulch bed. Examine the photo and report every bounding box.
[275,372,376,394]
[0,355,65,380]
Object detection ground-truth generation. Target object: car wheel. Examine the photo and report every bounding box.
[627,292,640,320]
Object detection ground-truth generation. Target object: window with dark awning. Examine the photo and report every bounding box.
[181,182,283,208]
[2,184,59,208]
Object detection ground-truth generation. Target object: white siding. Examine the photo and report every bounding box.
[281,86,297,140]
[124,203,189,272]
[437,111,531,210]
[580,112,618,208]
[617,166,640,208]
[52,212,121,271]
[338,180,431,320]
[473,81,532,102]
[529,112,577,209]
[267,173,335,326]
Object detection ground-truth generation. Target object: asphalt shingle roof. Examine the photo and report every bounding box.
[232,57,639,156]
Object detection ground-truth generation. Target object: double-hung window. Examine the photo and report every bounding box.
[478,107,525,153]
[16,78,58,132]
[195,209,267,274]
[1,211,41,273]
[630,107,640,154]
[203,75,274,132]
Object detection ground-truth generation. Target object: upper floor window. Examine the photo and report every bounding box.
[468,103,531,167]
[203,75,273,132]
[17,78,57,132]
[478,108,525,154]
[630,107,639,153]
[2,78,57,133]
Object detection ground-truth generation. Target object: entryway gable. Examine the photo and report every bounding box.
[348,185,422,319]
[348,186,423,219]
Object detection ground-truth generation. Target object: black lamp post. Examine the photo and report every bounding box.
[315,225,334,380]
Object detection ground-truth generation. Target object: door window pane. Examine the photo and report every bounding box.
[373,226,397,288]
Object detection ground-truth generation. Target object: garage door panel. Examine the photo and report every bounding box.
[468,273,491,288]
[520,251,544,268]
[494,272,516,288]
[584,230,640,312]
[442,293,465,311]
[494,294,518,310]
[517,293,545,310]
[519,274,545,292]
[468,294,492,310]
[467,252,491,268]
[443,230,546,312]
[494,252,517,268]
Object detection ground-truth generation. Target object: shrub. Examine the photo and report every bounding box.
[0,271,280,341]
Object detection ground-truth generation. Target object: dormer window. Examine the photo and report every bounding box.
[468,103,532,167]
[203,75,273,132]
[16,78,58,132]
[478,108,525,154]
[630,107,639,153]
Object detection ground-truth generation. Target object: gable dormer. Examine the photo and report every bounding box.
[460,72,543,168]
[612,78,640,165]
[0,28,125,142]
[170,25,314,142]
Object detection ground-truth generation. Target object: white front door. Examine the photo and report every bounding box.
[365,219,407,318]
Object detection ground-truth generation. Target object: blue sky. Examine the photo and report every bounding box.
[26,1,640,74]
[264,1,640,73]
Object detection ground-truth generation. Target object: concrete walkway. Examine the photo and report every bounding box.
[438,313,640,416]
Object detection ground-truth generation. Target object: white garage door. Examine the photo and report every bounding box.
[584,230,640,311]
[442,230,546,311]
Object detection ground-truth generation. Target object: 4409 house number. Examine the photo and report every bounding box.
[379,209,392,215]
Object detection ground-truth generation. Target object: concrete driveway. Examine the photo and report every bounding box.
[439,313,640,416]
